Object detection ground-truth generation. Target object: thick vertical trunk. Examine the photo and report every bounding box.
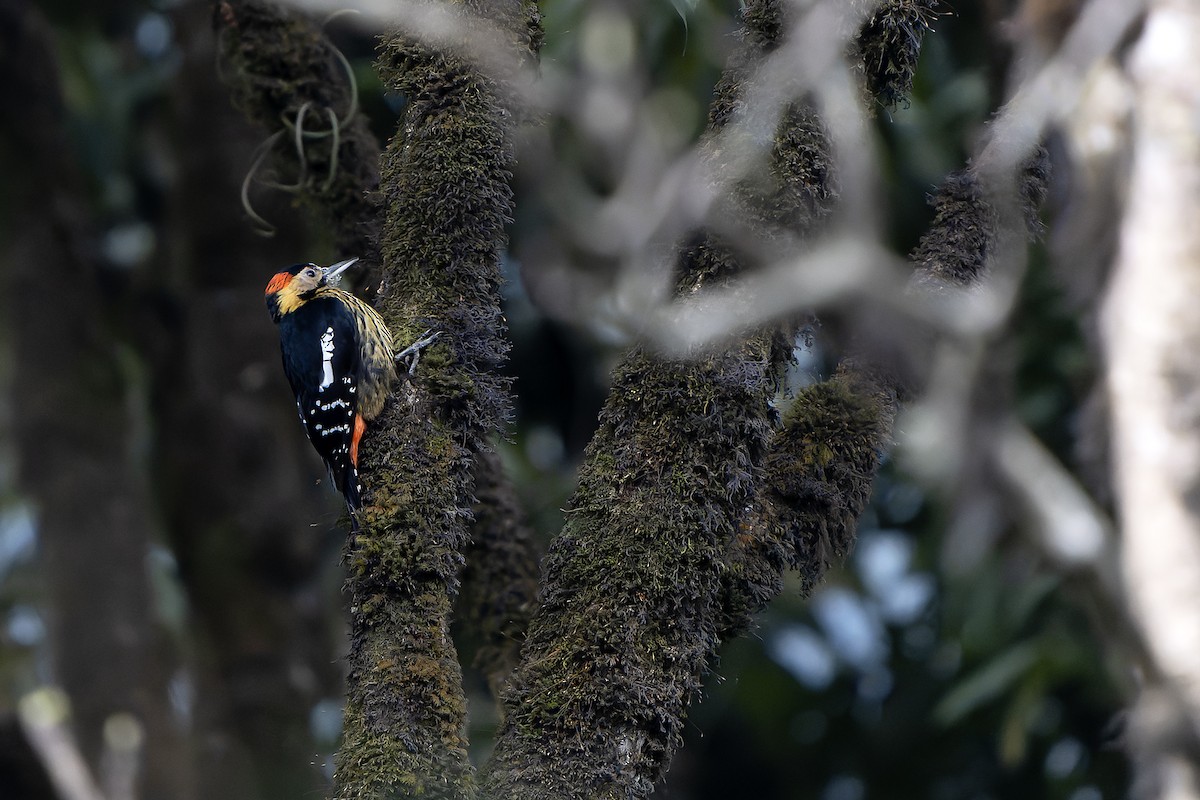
[331,1,540,797]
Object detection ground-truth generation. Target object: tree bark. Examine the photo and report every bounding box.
[331,1,540,797]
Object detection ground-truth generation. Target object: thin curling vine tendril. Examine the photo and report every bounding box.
[321,107,340,194]
[241,129,285,237]
[289,101,311,186]
[277,42,360,139]
[236,25,360,237]
[256,102,312,194]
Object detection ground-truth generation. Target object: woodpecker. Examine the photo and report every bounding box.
[265,258,437,512]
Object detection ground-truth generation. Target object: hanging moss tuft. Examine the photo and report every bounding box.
[765,367,896,591]
[912,149,1051,286]
[852,0,943,109]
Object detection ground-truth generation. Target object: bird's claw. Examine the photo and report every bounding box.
[394,329,441,376]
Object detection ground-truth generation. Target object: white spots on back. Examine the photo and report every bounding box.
[319,326,335,390]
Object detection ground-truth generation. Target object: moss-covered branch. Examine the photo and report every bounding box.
[718,147,1052,638]
[332,1,540,797]
[481,341,780,798]
[718,365,896,635]
[911,152,1049,288]
[679,0,946,664]
[217,0,382,260]
[764,364,896,587]
[480,0,842,795]
[478,0,953,790]
[724,3,1047,628]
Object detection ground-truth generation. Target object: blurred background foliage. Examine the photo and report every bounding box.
[0,0,1128,798]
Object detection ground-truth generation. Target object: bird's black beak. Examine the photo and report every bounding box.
[321,257,360,286]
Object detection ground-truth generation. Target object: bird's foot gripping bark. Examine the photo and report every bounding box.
[395,329,441,376]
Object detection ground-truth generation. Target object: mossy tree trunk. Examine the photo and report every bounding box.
[480,1,943,795]
[333,1,540,797]
[215,0,542,795]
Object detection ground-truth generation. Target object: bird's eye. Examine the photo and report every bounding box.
[306,269,317,278]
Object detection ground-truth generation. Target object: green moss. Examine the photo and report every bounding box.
[767,371,894,590]
[714,367,898,637]
[740,0,786,50]
[483,344,778,797]
[336,697,470,798]
[455,449,540,700]
[334,1,540,796]
[910,169,997,285]
[690,9,837,293]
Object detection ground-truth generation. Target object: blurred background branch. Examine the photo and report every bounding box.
[1103,1,1200,794]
